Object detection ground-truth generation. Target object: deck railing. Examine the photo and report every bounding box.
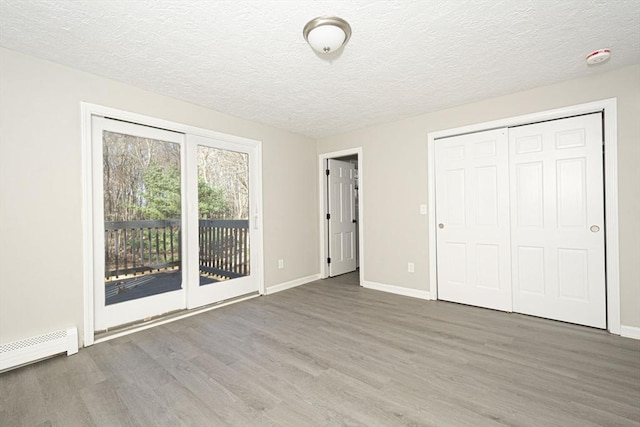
[104,219,249,280]
[199,219,250,279]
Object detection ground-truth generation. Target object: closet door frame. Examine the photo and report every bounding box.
[427,98,620,335]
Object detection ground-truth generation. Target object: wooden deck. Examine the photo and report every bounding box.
[105,271,218,305]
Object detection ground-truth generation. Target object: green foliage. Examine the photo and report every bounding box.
[136,165,181,219]
[135,164,228,219]
[198,178,228,219]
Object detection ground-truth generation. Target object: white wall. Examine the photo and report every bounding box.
[318,64,640,329]
[0,48,319,345]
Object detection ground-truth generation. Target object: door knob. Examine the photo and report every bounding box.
[590,225,600,233]
[438,223,444,229]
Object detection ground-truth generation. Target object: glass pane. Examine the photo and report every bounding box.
[102,131,182,305]
[197,146,250,286]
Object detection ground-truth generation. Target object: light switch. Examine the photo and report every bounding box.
[419,204,428,215]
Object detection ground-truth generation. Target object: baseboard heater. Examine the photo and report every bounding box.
[0,327,78,372]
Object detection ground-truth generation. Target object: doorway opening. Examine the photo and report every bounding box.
[319,148,364,285]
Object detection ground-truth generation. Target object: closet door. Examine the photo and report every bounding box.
[435,129,512,311]
[509,113,606,328]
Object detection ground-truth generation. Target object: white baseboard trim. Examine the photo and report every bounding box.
[620,325,640,340]
[266,274,321,295]
[362,280,431,300]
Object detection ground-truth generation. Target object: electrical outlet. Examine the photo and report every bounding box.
[278,259,284,269]
[408,262,415,273]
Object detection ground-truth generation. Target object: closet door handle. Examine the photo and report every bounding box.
[438,223,445,229]
[590,225,600,233]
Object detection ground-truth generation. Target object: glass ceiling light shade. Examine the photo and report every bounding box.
[303,16,352,54]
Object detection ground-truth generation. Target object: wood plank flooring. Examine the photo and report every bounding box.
[1,272,639,426]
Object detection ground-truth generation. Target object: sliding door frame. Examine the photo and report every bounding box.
[81,102,264,346]
[427,98,620,334]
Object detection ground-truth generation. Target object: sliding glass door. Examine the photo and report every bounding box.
[185,134,260,309]
[92,117,186,331]
[91,117,261,332]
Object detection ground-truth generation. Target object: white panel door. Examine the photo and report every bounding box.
[328,159,357,277]
[435,129,512,311]
[509,113,606,328]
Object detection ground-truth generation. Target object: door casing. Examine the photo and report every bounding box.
[427,98,620,334]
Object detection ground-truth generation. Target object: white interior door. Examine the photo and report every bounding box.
[92,117,186,331]
[327,159,357,277]
[509,113,606,328]
[185,134,261,308]
[435,129,512,311]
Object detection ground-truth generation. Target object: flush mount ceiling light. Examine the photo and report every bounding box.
[303,16,352,54]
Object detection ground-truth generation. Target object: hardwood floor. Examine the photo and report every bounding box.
[2,272,639,426]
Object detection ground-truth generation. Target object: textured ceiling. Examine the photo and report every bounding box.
[0,0,638,138]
